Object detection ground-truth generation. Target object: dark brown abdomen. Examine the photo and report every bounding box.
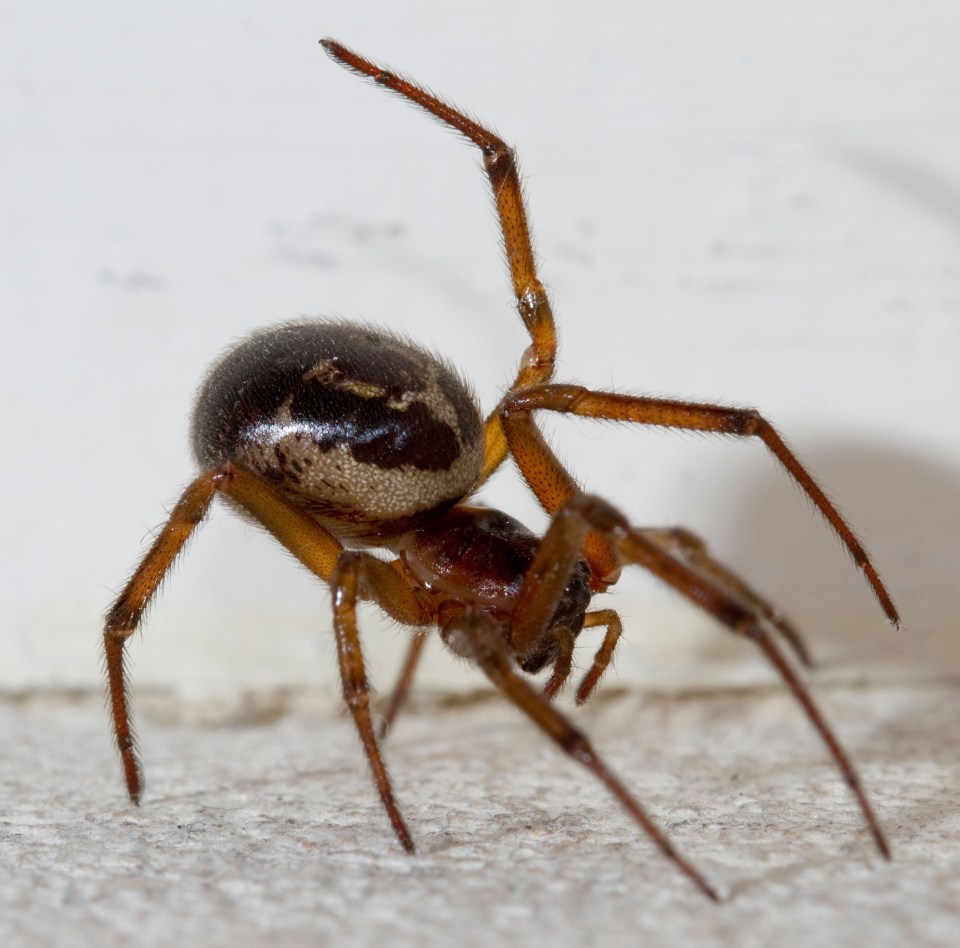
[191,321,484,540]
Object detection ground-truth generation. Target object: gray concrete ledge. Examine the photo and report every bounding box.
[2,681,958,947]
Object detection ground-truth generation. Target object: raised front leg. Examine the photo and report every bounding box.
[320,39,557,486]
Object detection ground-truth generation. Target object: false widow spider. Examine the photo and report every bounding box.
[103,39,899,901]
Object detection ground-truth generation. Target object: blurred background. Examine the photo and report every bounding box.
[2,0,958,700]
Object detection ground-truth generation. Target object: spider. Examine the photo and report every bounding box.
[104,39,899,902]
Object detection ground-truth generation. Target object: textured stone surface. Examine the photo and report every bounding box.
[2,682,957,946]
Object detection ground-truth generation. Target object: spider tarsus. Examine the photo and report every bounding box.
[123,760,143,806]
[574,679,597,706]
[589,752,721,902]
[701,880,723,904]
[573,664,605,705]
[396,826,416,854]
[866,563,900,627]
[877,833,892,861]
[750,626,891,859]
[671,852,722,903]
[318,37,340,57]
[773,619,814,669]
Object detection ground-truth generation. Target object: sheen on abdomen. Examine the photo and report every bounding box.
[191,321,484,540]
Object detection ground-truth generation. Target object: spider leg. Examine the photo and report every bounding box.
[541,632,576,700]
[500,385,890,853]
[320,39,557,485]
[507,503,799,701]
[642,527,812,668]
[440,608,721,902]
[552,493,892,860]
[378,629,430,740]
[576,609,625,704]
[504,494,591,699]
[104,462,344,803]
[104,469,222,802]
[500,383,899,626]
[331,551,434,853]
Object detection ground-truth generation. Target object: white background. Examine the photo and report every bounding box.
[2,1,958,698]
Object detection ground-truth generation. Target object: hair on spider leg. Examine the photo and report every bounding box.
[103,38,898,902]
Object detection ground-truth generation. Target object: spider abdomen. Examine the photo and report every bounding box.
[191,321,484,540]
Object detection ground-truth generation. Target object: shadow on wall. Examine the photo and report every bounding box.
[833,143,960,237]
[705,437,960,679]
